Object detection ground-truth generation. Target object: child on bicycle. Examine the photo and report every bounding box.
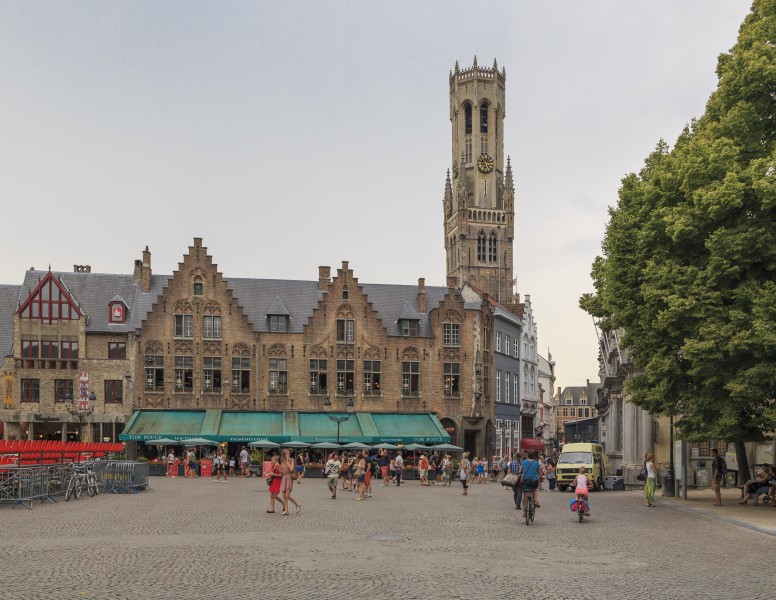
[570,466,591,516]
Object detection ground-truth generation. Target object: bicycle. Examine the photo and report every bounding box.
[66,462,98,500]
[522,484,536,526]
[577,497,585,522]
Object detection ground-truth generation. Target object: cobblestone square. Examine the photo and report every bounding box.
[1,476,772,600]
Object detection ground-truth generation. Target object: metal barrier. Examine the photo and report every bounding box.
[0,461,149,509]
[96,461,150,494]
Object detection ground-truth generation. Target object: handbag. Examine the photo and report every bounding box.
[501,473,519,487]
[636,463,645,482]
[266,476,273,486]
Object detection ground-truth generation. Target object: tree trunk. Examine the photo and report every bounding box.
[734,441,749,486]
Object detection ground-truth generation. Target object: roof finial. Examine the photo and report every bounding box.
[472,54,478,68]
[493,57,498,70]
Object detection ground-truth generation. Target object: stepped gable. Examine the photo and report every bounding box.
[0,284,21,356]
[21,270,137,333]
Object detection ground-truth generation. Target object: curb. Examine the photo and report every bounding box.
[661,499,776,538]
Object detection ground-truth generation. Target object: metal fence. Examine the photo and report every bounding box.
[0,461,150,509]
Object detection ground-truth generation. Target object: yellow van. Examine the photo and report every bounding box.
[555,443,608,492]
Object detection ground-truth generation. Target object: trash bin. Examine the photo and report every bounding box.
[200,459,212,478]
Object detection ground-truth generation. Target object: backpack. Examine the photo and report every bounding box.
[719,457,727,476]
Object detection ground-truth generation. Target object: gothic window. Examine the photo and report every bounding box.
[144,347,164,392]
[203,315,222,339]
[530,337,535,359]
[174,356,193,392]
[523,364,529,396]
[477,232,486,262]
[488,233,497,263]
[402,361,420,395]
[309,358,327,394]
[269,358,288,394]
[337,318,355,343]
[464,103,472,134]
[203,357,222,393]
[363,360,381,394]
[480,102,488,134]
[481,135,488,155]
[530,367,536,397]
[444,362,460,396]
[174,314,193,338]
[336,359,355,393]
[465,136,472,163]
[443,323,460,346]
[231,349,250,393]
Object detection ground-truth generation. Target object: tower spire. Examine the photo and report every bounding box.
[444,170,453,204]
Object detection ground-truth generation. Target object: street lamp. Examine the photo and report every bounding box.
[324,393,353,445]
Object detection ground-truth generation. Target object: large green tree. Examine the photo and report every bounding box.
[580,0,776,477]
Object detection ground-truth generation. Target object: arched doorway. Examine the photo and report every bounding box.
[440,418,457,446]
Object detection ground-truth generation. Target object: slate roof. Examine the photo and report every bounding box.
[22,271,139,333]
[0,285,21,356]
[7,270,465,340]
[397,299,421,321]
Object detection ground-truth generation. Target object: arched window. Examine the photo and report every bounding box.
[464,103,472,134]
[465,136,472,163]
[523,364,529,396]
[530,337,535,359]
[530,367,536,397]
[477,232,486,262]
[480,102,488,134]
[488,233,497,263]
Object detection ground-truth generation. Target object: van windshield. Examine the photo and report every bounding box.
[559,452,592,464]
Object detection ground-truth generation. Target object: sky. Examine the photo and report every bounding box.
[0,1,753,391]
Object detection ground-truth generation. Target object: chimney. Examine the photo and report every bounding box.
[133,259,142,284]
[417,278,426,313]
[73,265,91,273]
[318,266,331,291]
[525,294,531,304]
[341,260,349,272]
[446,276,457,290]
[141,246,152,293]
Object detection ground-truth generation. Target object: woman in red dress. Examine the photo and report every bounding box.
[267,455,284,513]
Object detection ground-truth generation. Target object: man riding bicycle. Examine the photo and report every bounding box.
[521,450,542,519]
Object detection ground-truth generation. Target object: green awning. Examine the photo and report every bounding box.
[120,410,450,445]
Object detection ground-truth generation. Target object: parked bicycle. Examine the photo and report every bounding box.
[65,462,99,501]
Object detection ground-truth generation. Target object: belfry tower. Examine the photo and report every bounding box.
[443,57,515,302]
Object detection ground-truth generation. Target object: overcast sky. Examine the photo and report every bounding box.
[0,1,752,390]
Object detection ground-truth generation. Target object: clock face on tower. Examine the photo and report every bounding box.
[477,153,494,173]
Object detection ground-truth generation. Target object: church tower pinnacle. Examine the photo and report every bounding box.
[443,58,515,302]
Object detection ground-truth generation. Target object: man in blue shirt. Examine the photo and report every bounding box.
[521,450,543,519]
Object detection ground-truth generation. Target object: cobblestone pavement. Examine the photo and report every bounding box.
[0,476,772,600]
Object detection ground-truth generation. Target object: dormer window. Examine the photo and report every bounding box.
[400,320,420,336]
[269,315,288,332]
[108,298,128,324]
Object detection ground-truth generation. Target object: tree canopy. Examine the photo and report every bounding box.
[580,0,776,446]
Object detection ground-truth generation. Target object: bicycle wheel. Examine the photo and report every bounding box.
[74,478,82,499]
[87,474,97,497]
[524,496,531,526]
[530,496,535,522]
[578,505,584,522]
[65,476,75,501]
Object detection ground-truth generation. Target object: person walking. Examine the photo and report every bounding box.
[508,453,522,509]
[459,452,471,495]
[431,451,442,485]
[228,453,236,477]
[296,453,306,484]
[546,459,556,491]
[644,451,657,507]
[379,450,390,486]
[267,455,284,513]
[394,452,404,487]
[167,449,177,478]
[340,452,351,490]
[710,448,724,506]
[325,452,342,499]
[240,446,250,478]
[280,449,301,514]
[419,453,430,486]
[215,449,228,482]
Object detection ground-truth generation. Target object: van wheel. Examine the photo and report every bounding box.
[557,484,567,492]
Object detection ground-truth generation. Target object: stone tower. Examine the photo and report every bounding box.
[444,57,515,302]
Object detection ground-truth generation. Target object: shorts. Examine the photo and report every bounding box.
[419,469,428,478]
[240,461,248,469]
[460,478,468,489]
[575,487,589,497]
[711,477,721,492]
[216,464,225,472]
[357,474,366,483]
[522,479,538,492]
[296,465,305,473]
[327,476,338,487]
[381,466,389,479]
[339,470,348,478]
